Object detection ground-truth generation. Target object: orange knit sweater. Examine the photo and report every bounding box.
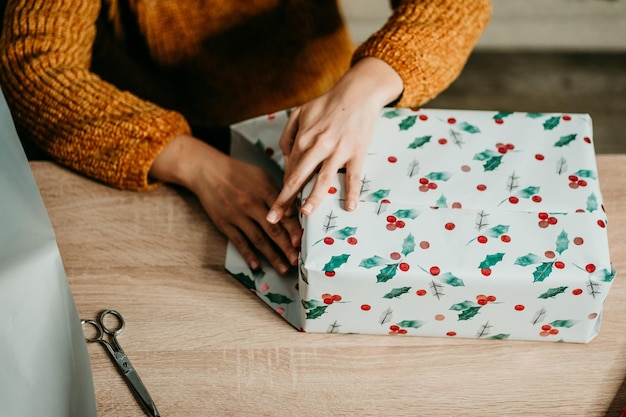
[0,0,491,190]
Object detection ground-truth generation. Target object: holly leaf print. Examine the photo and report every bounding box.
[490,334,511,340]
[543,116,560,130]
[426,171,452,181]
[515,253,543,266]
[383,286,412,299]
[435,194,448,208]
[365,189,390,202]
[331,226,357,240]
[306,305,328,319]
[265,293,294,304]
[458,121,481,134]
[555,229,569,255]
[483,155,503,171]
[549,319,577,328]
[474,149,497,161]
[396,320,424,329]
[458,306,482,321]
[586,193,598,212]
[399,115,417,131]
[485,224,509,238]
[533,262,554,282]
[526,112,544,118]
[359,255,387,269]
[393,208,420,219]
[302,299,323,309]
[574,169,597,180]
[538,286,568,299]
[232,272,256,291]
[439,272,465,287]
[402,233,417,256]
[408,135,432,148]
[377,263,399,283]
[493,111,513,120]
[599,268,615,282]
[450,300,479,311]
[323,254,350,272]
[554,134,577,147]
[516,186,540,198]
[479,253,505,270]
[383,109,401,118]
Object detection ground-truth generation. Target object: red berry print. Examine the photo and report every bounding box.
[509,196,519,204]
[386,215,397,223]
[548,216,558,225]
[398,329,408,334]
[265,147,275,157]
[477,298,488,306]
[347,237,358,245]
[323,237,334,245]
[275,307,285,315]
[386,223,397,231]
[429,266,441,276]
[381,199,391,204]
[444,222,455,230]
[532,195,542,203]
[476,184,487,191]
[267,113,276,120]
[487,295,496,302]
[562,115,571,121]
[419,114,428,121]
[361,304,371,311]
[578,179,587,187]
[597,219,606,228]
[568,175,578,182]
[419,177,429,185]
[427,182,437,190]
[419,185,429,192]
[588,313,598,319]
[328,186,337,194]
[574,237,584,245]
[572,288,583,295]
[451,202,462,209]
[435,314,445,321]
[461,165,471,172]
[544,250,555,259]
[500,235,511,243]
[446,331,457,337]
[387,156,397,163]
[447,117,456,124]
[419,241,430,249]
[538,212,549,220]
[554,261,565,269]
[538,220,549,228]
[324,270,335,277]
[260,283,270,292]
[585,263,596,273]
[396,220,406,228]
[438,138,447,145]
[390,252,401,260]
[541,324,552,331]
[323,298,334,305]
[498,146,508,154]
[332,294,342,302]
[535,154,545,161]
[389,325,400,331]
[494,118,504,124]
[477,235,488,244]
[399,262,410,272]
[416,289,427,296]
[550,328,559,335]
[514,304,525,311]
[481,268,492,276]
[584,137,592,144]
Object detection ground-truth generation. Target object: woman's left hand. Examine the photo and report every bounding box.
[266,57,404,225]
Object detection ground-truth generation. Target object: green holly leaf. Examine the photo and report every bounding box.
[232,272,256,291]
[408,135,432,148]
[253,139,265,153]
[516,186,540,198]
[586,193,598,212]
[377,263,399,283]
[555,229,569,255]
[538,286,568,299]
[396,320,424,329]
[485,224,509,238]
[399,115,417,131]
[402,233,416,256]
[543,116,560,130]
[383,109,401,118]
[533,262,554,282]
[365,189,390,202]
[323,254,350,272]
[439,272,465,287]
[435,194,448,208]
[479,253,505,270]
[332,227,357,240]
[526,112,544,118]
[450,300,479,311]
[474,149,497,161]
[306,305,328,319]
[458,121,481,134]
[265,292,294,304]
[484,156,503,171]
[490,334,510,340]
[554,134,577,147]
[515,253,543,266]
[359,255,387,269]
[599,268,615,282]
[302,299,323,309]
[574,169,597,180]
[393,208,420,219]
[383,286,412,299]
[458,306,482,321]
[549,319,577,328]
[494,111,513,120]
[426,171,452,181]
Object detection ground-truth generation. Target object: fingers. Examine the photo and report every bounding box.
[343,155,365,212]
[279,107,300,161]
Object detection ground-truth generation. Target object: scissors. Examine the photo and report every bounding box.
[82,310,160,417]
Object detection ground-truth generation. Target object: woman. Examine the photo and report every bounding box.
[0,0,491,274]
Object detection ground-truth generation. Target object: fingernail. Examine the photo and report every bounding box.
[278,264,289,274]
[250,260,260,271]
[266,210,278,223]
[301,203,312,215]
[346,201,356,211]
[290,253,299,265]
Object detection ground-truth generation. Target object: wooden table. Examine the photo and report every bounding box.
[31,156,626,417]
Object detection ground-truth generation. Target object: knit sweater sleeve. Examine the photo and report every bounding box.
[352,0,492,107]
[0,0,191,191]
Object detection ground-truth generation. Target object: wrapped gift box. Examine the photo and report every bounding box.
[226,108,615,343]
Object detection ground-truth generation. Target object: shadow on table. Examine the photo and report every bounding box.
[605,377,626,416]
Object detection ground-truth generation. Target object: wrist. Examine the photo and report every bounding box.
[340,57,404,108]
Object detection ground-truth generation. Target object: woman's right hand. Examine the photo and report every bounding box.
[149,134,301,274]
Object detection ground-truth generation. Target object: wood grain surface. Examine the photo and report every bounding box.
[31,156,626,417]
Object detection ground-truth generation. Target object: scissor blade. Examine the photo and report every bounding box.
[124,368,160,417]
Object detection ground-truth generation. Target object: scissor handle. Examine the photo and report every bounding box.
[81,319,104,343]
[99,309,125,336]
